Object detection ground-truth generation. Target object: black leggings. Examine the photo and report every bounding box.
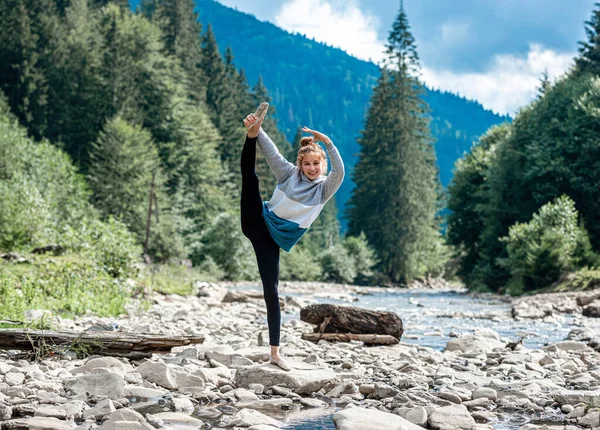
[240,136,281,347]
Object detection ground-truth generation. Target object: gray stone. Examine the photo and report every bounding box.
[472,387,497,402]
[72,357,133,377]
[578,411,600,428]
[428,404,476,430]
[101,422,143,430]
[332,406,423,430]
[28,417,75,430]
[150,412,204,427]
[64,374,125,400]
[33,405,67,419]
[373,383,399,399]
[0,404,13,420]
[134,362,177,390]
[235,362,337,395]
[405,406,427,427]
[443,336,504,354]
[436,392,462,404]
[83,399,115,419]
[228,408,283,427]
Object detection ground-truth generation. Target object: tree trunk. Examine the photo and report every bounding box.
[300,304,403,339]
[0,329,205,359]
[301,333,399,346]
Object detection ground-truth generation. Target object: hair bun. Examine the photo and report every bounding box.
[300,136,315,147]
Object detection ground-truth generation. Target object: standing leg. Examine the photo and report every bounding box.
[252,236,281,347]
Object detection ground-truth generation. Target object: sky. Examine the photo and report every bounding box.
[215,0,596,116]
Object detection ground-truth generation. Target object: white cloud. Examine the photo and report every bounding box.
[421,44,575,116]
[275,0,386,64]
[440,20,471,45]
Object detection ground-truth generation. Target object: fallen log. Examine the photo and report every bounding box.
[300,304,403,339]
[302,333,399,346]
[0,329,204,359]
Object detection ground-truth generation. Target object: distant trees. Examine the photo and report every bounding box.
[347,4,444,282]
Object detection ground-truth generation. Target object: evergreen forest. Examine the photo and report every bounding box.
[1,0,600,324]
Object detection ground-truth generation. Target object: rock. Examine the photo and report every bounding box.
[561,404,574,414]
[579,411,600,428]
[105,408,145,423]
[134,362,177,390]
[583,304,600,318]
[4,373,25,386]
[428,404,476,430]
[222,291,251,303]
[544,341,590,352]
[326,381,358,398]
[443,336,504,353]
[64,373,125,400]
[373,383,399,399]
[83,399,116,419]
[0,404,13,420]
[472,388,497,401]
[235,362,337,395]
[33,405,67,419]
[553,389,600,407]
[149,412,204,427]
[359,384,375,395]
[72,357,134,377]
[228,409,283,427]
[435,392,462,404]
[233,389,260,401]
[28,417,74,430]
[101,422,144,430]
[405,406,427,427]
[205,351,253,368]
[300,398,328,408]
[332,406,423,430]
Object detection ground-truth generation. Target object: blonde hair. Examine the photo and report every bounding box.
[296,137,327,174]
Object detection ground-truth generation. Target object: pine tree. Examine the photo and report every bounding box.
[577,3,600,74]
[347,2,441,282]
[0,0,60,139]
[88,117,185,259]
[148,0,206,102]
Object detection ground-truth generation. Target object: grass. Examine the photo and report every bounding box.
[0,253,131,327]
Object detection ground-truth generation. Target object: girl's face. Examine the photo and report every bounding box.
[301,153,323,180]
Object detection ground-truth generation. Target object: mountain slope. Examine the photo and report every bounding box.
[132,0,510,221]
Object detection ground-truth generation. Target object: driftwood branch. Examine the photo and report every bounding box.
[0,329,204,359]
[302,333,399,346]
[300,304,403,340]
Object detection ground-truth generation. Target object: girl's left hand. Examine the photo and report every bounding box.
[302,126,331,144]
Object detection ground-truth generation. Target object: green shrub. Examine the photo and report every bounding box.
[280,246,323,281]
[62,217,141,279]
[201,213,258,280]
[320,244,357,284]
[343,232,377,285]
[500,195,590,292]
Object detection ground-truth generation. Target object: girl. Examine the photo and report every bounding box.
[241,103,344,371]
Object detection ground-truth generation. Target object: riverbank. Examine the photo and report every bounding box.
[0,281,599,429]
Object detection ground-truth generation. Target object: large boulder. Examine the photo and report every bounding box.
[332,406,423,430]
[235,362,337,395]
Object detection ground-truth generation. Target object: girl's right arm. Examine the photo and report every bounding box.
[257,129,296,183]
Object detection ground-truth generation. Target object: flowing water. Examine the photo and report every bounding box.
[272,288,581,429]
